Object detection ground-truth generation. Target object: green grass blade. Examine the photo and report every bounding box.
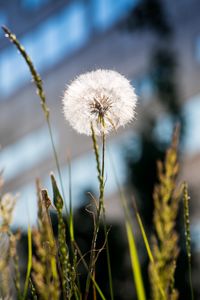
[132,200,166,299]
[22,225,32,300]
[136,212,154,262]
[93,279,106,300]
[68,155,74,242]
[74,241,106,300]
[126,221,146,300]
[108,148,146,300]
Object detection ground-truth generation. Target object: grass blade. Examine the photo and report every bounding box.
[67,154,74,242]
[108,148,146,300]
[126,221,146,300]
[74,241,107,300]
[132,199,165,299]
[22,225,32,300]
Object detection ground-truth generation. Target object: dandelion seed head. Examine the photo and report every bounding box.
[62,69,137,135]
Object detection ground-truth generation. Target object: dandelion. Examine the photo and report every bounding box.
[63,69,137,135]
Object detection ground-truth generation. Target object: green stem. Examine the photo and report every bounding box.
[102,212,114,300]
[85,125,113,300]
[67,154,74,242]
[183,183,194,300]
[22,225,32,300]
[47,119,66,208]
[74,241,106,300]
[84,125,103,300]
[101,133,114,300]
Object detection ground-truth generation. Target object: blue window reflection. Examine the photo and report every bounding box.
[183,94,200,153]
[153,93,200,153]
[0,126,57,182]
[11,131,135,227]
[0,10,7,38]
[0,2,90,97]
[21,0,50,10]
[93,0,137,31]
[195,36,200,63]
[132,75,154,103]
[0,0,137,98]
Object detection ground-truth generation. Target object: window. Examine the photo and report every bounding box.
[11,131,135,227]
[21,0,50,10]
[152,93,200,154]
[0,1,90,98]
[183,94,200,154]
[93,0,138,31]
[0,126,57,182]
[0,0,137,98]
[0,10,8,40]
[195,36,200,63]
[153,114,173,144]
[132,75,154,103]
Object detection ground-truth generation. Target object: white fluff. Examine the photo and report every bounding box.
[62,69,137,135]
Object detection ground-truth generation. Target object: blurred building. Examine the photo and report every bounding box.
[0,0,200,232]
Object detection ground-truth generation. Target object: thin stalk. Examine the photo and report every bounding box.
[101,131,114,300]
[84,125,103,300]
[93,271,97,300]
[84,124,114,300]
[74,241,106,300]
[2,26,66,204]
[22,225,32,300]
[7,230,22,300]
[47,119,66,208]
[67,153,74,242]
[183,182,194,300]
[67,155,79,298]
[102,213,114,300]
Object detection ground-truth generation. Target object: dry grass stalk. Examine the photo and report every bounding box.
[31,180,60,300]
[0,175,20,299]
[149,128,182,300]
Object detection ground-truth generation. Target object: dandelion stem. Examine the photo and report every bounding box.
[101,131,114,300]
[84,125,102,299]
[84,124,113,300]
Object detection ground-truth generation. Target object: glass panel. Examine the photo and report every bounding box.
[93,0,138,31]
[195,36,200,63]
[21,0,50,10]
[0,126,57,182]
[183,94,200,153]
[0,1,90,97]
[11,131,135,227]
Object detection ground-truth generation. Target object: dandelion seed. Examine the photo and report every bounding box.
[62,69,137,135]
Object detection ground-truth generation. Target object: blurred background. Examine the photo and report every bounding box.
[0,0,200,298]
